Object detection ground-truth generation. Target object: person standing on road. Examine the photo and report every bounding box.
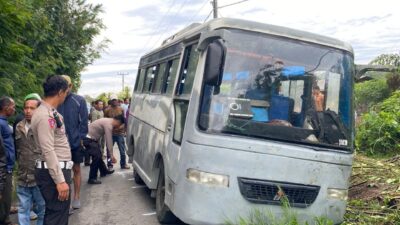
[31,75,73,225]
[90,100,104,123]
[57,75,88,210]
[84,116,125,184]
[0,96,16,225]
[15,94,46,225]
[104,95,130,170]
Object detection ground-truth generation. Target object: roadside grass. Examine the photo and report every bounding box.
[225,154,400,225]
[225,197,334,225]
[343,154,400,224]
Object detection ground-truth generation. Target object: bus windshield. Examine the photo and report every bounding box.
[199,30,354,150]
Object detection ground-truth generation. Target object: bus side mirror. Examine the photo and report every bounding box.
[204,41,225,87]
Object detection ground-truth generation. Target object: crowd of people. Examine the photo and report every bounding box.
[0,75,131,225]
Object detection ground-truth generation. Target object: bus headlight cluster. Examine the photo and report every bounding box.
[327,188,348,201]
[187,169,229,187]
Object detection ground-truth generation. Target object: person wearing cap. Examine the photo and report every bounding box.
[0,96,16,225]
[15,94,45,225]
[31,75,72,225]
[57,75,88,210]
[104,95,130,170]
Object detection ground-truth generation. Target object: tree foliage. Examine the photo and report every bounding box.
[0,0,106,106]
[356,91,400,155]
[355,79,391,114]
[370,53,400,67]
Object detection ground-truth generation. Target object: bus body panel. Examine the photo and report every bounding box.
[129,94,173,189]
[171,141,352,225]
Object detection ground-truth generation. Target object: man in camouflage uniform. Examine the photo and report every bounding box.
[15,93,45,225]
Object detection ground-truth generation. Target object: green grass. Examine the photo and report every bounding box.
[225,196,334,225]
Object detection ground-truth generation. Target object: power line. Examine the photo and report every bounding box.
[141,0,177,52]
[149,0,190,50]
[203,10,213,22]
[184,0,209,27]
[218,0,249,9]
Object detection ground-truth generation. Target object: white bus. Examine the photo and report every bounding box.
[127,18,354,225]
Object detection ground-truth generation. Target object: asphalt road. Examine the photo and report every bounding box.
[69,161,186,225]
[10,148,186,225]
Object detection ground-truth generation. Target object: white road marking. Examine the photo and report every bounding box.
[115,170,132,178]
[128,178,135,181]
[142,212,156,216]
[131,185,146,189]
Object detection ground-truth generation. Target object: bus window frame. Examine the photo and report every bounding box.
[175,42,200,97]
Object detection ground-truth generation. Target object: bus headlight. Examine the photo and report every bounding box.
[327,188,348,201]
[187,169,229,187]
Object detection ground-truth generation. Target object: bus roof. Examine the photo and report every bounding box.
[143,18,354,59]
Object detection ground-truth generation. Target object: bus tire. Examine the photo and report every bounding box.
[156,161,178,223]
[133,169,144,185]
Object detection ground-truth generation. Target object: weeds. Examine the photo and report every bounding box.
[225,196,333,225]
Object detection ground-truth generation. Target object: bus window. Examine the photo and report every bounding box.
[134,69,146,93]
[173,100,189,144]
[153,63,167,93]
[176,44,199,96]
[143,65,158,93]
[162,59,179,95]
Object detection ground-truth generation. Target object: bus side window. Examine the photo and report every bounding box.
[134,68,146,93]
[176,44,199,96]
[162,59,179,95]
[153,63,167,94]
[143,65,158,93]
[173,100,189,144]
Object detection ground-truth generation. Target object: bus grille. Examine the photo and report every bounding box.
[238,178,320,208]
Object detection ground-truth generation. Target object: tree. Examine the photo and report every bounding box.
[370,53,400,67]
[118,87,132,100]
[0,0,107,107]
[370,53,400,92]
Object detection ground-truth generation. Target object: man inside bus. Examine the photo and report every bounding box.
[313,86,325,112]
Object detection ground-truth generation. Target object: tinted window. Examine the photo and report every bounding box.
[163,58,179,95]
[134,69,146,92]
[176,44,199,96]
[143,65,158,93]
[173,100,189,144]
[153,63,166,93]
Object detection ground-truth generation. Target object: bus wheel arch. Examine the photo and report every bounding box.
[156,159,179,223]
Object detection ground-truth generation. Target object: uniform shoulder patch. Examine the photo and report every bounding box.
[48,118,56,129]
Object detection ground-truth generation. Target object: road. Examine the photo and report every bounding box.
[69,162,186,225]
[9,147,187,225]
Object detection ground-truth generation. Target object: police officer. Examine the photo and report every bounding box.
[31,75,73,225]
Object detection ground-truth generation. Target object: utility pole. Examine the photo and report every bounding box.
[212,0,218,18]
[117,72,129,92]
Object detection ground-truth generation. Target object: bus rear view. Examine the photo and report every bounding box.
[127,18,354,225]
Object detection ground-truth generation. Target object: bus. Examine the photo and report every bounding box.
[126,18,354,225]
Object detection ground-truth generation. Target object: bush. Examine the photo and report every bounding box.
[225,196,334,225]
[356,91,400,155]
[355,79,391,114]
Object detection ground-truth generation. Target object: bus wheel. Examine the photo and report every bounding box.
[133,169,144,185]
[156,161,178,223]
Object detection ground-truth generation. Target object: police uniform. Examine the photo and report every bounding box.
[31,101,73,225]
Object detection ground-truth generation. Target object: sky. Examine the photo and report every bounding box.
[78,0,400,97]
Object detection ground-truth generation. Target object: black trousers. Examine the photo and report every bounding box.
[35,168,72,225]
[83,138,109,180]
[0,173,12,225]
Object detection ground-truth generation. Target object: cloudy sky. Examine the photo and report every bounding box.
[78,0,400,97]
